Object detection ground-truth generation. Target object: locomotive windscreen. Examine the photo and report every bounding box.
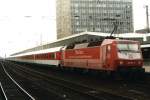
[117,44,139,52]
[117,43,142,59]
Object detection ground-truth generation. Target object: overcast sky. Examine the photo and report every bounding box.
[0,0,150,57]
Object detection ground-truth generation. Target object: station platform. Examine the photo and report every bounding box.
[143,60,150,72]
[143,66,150,72]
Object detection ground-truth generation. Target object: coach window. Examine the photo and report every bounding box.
[46,54,48,59]
[50,53,55,59]
[42,54,45,59]
[45,54,47,59]
[44,54,46,59]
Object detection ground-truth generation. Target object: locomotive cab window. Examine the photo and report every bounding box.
[117,43,139,52]
[117,43,141,59]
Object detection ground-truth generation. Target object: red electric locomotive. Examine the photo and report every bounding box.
[60,38,144,75]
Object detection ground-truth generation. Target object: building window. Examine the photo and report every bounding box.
[76,21,79,25]
[75,4,79,7]
[75,9,79,13]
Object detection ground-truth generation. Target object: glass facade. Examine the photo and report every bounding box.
[57,0,133,39]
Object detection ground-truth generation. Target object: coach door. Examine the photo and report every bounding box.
[60,46,66,67]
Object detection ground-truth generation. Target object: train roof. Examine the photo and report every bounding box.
[11,46,64,57]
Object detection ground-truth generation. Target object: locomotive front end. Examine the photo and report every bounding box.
[116,41,145,74]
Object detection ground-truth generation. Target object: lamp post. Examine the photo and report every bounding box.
[145,5,150,33]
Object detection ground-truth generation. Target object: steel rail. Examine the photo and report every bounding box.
[14,62,134,100]
[0,82,8,100]
[0,62,35,100]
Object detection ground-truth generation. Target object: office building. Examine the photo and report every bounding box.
[56,0,133,39]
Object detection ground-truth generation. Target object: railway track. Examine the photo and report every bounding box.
[0,82,7,100]
[4,61,135,100]
[10,61,150,100]
[0,61,35,100]
[1,61,70,100]
[120,78,150,98]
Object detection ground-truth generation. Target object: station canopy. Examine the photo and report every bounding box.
[11,32,150,56]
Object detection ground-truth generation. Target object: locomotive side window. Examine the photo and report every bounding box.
[107,45,111,52]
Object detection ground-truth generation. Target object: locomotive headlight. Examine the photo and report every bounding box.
[119,61,124,65]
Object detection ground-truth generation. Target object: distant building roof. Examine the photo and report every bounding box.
[135,28,150,33]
